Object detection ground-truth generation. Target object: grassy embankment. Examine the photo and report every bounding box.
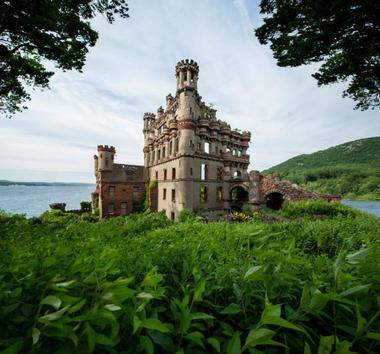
[0,202,379,353]
[264,137,380,200]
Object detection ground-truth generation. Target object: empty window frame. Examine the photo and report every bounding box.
[109,186,115,197]
[121,202,128,215]
[163,188,167,200]
[171,189,176,202]
[200,164,208,180]
[169,141,173,155]
[172,168,176,180]
[162,147,166,158]
[233,170,242,178]
[164,169,167,180]
[217,187,223,202]
[200,186,208,203]
[175,138,179,153]
[157,149,161,160]
[155,171,158,180]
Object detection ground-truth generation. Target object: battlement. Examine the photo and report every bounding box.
[97,145,115,153]
[143,112,156,120]
[175,59,199,75]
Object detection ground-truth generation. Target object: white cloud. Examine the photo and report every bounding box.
[1,0,379,181]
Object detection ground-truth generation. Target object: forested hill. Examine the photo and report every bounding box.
[264,137,380,200]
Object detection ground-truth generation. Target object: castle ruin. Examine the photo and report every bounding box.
[92,60,339,219]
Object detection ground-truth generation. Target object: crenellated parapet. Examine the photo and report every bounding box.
[97,145,115,153]
[175,59,199,76]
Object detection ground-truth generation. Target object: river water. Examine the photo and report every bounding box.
[0,185,379,218]
[0,185,94,217]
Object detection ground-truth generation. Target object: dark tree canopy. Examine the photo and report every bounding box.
[255,0,380,110]
[0,0,129,117]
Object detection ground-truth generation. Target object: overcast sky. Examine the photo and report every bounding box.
[1,0,379,183]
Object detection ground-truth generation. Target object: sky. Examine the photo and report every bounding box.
[1,0,379,183]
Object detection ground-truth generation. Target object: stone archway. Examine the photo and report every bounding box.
[265,191,285,210]
[230,185,249,211]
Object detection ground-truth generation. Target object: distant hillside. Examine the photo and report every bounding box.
[264,137,380,200]
[0,180,93,187]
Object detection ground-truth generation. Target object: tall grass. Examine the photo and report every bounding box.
[0,202,379,353]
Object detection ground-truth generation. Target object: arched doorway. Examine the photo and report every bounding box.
[265,192,284,210]
[230,186,249,211]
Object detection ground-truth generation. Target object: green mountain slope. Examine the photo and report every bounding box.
[264,137,380,200]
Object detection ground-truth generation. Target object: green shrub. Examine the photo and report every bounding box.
[279,200,358,218]
[242,203,253,215]
[177,209,197,222]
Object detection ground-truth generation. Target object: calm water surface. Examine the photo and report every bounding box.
[0,185,379,218]
[341,200,380,217]
[0,185,94,217]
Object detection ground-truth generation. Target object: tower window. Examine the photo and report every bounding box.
[175,138,179,153]
[157,149,161,160]
[171,189,176,202]
[184,72,187,81]
[163,147,166,158]
[163,188,167,200]
[155,171,158,180]
[201,164,208,180]
[190,167,193,176]
[169,141,173,155]
[172,168,176,180]
[204,142,210,154]
[200,186,208,203]
[171,212,175,221]
[105,158,108,166]
[164,169,167,180]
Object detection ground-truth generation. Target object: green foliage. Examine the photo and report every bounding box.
[0,204,379,353]
[255,1,380,110]
[279,200,358,219]
[242,203,253,215]
[178,209,196,223]
[0,1,129,117]
[264,137,380,200]
[80,201,92,212]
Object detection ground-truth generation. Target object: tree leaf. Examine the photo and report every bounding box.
[38,306,69,322]
[207,337,221,353]
[190,312,214,321]
[227,332,241,354]
[32,328,40,345]
[140,335,154,354]
[244,265,263,280]
[134,317,172,334]
[339,284,371,298]
[245,328,276,348]
[41,295,62,310]
[318,335,335,354]
[184,331,205,348]
[221,304,241,315]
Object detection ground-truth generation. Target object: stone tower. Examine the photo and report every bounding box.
[143,59,251,220]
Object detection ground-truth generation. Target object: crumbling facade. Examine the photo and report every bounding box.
[93,60,339,219]
[92,145,145,218]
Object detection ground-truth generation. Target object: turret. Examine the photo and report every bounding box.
[176,59,199,92]
[97,145,115,172]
